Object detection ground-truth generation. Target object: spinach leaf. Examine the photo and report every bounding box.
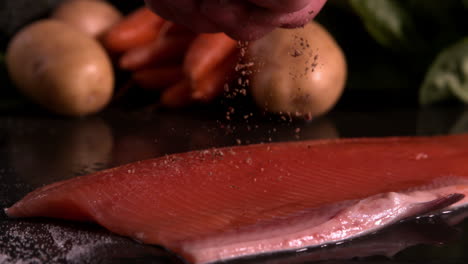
[420,38,468,105]
[349,0,421,52]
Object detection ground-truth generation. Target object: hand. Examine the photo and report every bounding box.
[144,0,327,40]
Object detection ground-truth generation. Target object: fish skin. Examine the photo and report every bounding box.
[5,134,468,263]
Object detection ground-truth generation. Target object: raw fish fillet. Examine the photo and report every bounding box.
[6,134,468,263]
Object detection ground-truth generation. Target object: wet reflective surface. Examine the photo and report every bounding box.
[2,106,468,263]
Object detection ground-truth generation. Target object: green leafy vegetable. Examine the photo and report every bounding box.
[420,38,468,105]
[349,0,421,52]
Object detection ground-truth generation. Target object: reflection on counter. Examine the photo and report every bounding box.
[5,117,113,187]
[2,207,468,264]
[1,109,343,192]
[4,106,468,188]
[2,106,468,263]
[417,107,467,136]
[0,219,183,264]
[106,109,340,166]
[225,209,468,264]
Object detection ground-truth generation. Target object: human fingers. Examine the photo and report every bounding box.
[145,0,327,40]
[199,0,275,40]
[144,0,220,33]
[247,0,311,12]
[249,0,327,28]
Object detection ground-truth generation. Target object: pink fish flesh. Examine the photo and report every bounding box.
[5,134,468,263]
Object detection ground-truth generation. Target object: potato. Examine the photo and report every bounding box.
[6,20,114,116]
[248,22,347,117]
[52,0,122,37]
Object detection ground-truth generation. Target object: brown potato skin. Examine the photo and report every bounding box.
[6,20,114,116]
[248,22,347,117]
[52,0,122,37]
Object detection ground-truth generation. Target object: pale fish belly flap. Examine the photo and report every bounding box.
[182,180,468,264]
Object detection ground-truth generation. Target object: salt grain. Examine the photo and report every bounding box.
[0,222,121,264]
[415,153,429,160]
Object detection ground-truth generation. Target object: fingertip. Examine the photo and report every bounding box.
[225,26,275,41]
[265,0,327,29]
[200,0,274,40]
[248,0,311,12]
[145,0,220,34]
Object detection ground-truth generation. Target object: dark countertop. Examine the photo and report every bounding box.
[2,106,468,263]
